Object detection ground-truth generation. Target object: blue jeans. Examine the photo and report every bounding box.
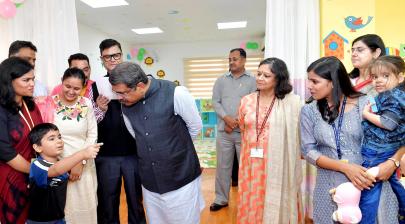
[359,147,405,224]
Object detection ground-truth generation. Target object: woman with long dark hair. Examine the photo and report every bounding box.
[300,56,373,223]
[0,57,43,223]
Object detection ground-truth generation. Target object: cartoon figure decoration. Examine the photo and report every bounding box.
[144,57,154,66]
[173,80,180,86]
[203,127,215,138]
[323,30,348,60]
[156,69,165,79]
[344,16,373,32]
[329,167,379,224]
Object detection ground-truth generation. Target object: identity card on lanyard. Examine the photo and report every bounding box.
[331,96,347,161]
[251,92,276,159]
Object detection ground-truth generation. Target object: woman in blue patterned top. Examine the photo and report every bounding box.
[360,55,405,224]
[300,56,376,224]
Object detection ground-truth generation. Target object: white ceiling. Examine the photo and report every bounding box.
[75,0,266,45]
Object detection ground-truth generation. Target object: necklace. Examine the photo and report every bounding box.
[19,101,35,131]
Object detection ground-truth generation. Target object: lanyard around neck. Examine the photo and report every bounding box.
[19,101,35,131]
[331,96,347,159]
[256,92,276,145]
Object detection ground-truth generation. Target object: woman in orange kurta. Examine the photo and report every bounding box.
[238,58,303,224]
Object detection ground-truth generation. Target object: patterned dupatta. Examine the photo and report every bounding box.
[263,93,304,224]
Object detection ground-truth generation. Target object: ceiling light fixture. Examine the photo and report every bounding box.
[168,10,179,15]
[217,21,247,30]
[132,27,164,34]
[80,0,129,8]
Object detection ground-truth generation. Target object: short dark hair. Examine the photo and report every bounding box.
[29,123,59,146]
[307,56,363,123]
[68,53,90,67]
[230,48,246,58]
[99,39,122,55]
[62,67,86,86]
[349,34,386,79]
[0,57,35,114]
[8,40,37,57]
[258,58,293,99]
[109,62,148,89]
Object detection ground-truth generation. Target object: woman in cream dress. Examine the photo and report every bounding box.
[37,67,98,223]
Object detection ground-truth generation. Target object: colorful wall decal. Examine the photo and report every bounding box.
[193,99,218,168]
[385,47,400,56]
[240,41,261,50]
[144,57,154,66]
[200,99,214,112]
[0,0,24,19]
[137,48,145,62]
[246,42,259,49]
[128,47,159,65]
[399,44,405,58]
[156,69,165,79]
[322,30,348,59]
[201,112,217,125]
[202,126,216,139]
[344,16,373,32]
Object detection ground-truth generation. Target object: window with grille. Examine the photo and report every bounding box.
[184,55,263,99]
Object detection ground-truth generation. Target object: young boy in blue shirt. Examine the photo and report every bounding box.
[27,123,102,224]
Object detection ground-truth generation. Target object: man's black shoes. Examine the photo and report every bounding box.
[209,203,228,211]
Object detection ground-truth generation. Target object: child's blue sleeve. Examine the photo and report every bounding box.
[375,87,404,131]
[29,160,49,188]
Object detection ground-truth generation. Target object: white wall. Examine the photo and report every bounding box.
[77,23,131,80]
[77,23,262,85]
[132,39,263,85]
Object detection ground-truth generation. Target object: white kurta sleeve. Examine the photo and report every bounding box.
[173,86,202,139]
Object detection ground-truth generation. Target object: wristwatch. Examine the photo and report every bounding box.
[388,158,400,168]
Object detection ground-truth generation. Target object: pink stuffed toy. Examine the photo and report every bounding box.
[329,167,379,224]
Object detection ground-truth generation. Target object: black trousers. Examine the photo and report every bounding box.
[232,152,239,185]
[96,155,145,224]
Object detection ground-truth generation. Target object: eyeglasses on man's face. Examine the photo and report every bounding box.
[112,87,134,98]
[101,53,122,62]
